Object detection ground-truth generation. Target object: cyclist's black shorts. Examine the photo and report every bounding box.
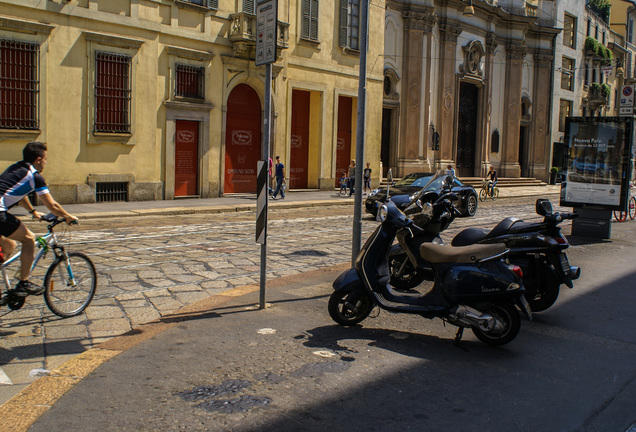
[0,211,21,237]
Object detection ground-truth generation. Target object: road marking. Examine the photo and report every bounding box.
[0,368,12,385]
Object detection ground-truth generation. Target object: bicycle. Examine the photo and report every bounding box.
[613,186,635,222]
[0,214,97,317]
[479,179,499,201]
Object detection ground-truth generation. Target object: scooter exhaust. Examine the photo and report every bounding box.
[449,305,501,332]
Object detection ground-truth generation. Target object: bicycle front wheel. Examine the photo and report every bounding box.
[492,188,500,200]
[629,196,636,220]
[44,251,97,318]
[479,188,487,202]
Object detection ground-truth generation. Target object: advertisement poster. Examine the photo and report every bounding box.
[561,117,632,210]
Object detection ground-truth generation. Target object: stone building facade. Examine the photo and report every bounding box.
[0,0,384,203]
[383,0,560,180]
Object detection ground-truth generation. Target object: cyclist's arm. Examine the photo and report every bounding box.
[37,193,79,224]
[18,197,44,220]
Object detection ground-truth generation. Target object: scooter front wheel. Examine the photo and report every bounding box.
[328,290,374,326]
[471,301,520,346]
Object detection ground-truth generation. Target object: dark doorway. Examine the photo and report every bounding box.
[456,82,479,177]
[519,126,528,177]
[381,108,392,178]
[290,89,310,189]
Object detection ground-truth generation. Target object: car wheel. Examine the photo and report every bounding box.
[596,167,605,177]
[464,194,477,217]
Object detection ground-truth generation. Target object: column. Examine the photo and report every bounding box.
[436,22,462,167]
[500,43,526,178]
[530,51,554,181]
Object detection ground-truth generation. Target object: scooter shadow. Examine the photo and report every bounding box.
[300,323,521,362]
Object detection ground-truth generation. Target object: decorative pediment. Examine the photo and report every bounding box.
[460,40,485,78]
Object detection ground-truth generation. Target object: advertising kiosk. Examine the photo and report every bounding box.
[561,116,634,238]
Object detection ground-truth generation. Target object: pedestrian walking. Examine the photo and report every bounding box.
[348,160,356,196]
[268,157,274,197]
[272,156,286,199]
[363,162,372,195]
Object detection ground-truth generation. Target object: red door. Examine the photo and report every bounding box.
[225,84,261,193]
[336,96,353,180]
[175,120,199,197]
[290,90,310,189]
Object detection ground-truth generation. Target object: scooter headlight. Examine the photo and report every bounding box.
[377,204,388,222]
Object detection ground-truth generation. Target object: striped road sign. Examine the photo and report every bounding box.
[256,160,268,244]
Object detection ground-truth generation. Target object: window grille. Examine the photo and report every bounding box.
[95,182,128,202]
[181,0,218,9]
[0,39,39,130]
[175,64,205,99]
[94,52,131,133]
[301,0,319,41]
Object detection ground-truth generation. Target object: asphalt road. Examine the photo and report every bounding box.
[0,195,567,406]
[22,216,636,432]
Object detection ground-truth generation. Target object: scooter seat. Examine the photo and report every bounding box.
[420,242,508,264]
[451,217,522,246]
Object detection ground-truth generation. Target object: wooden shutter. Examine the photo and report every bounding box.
[301,0,310,39]
[339,0,348,47]
[208,0,218,9]
[244,0,254,14]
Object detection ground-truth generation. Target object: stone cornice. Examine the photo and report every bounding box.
[84,31,143,49]
[0,16,54,35]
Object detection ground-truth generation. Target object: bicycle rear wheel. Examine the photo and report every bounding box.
[614,210,627,222]
[44,251,97,318]
[479,189,487,202]
[629,196,636,220]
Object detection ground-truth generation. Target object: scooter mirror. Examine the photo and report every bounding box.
[443,175,454,190]
[536,198,553,216]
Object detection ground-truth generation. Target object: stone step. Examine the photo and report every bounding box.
[379,177,548,188]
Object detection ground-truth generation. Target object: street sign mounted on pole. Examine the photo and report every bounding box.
[255,0,278,66]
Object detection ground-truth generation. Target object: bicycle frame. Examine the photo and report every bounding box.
[0,225,68,295]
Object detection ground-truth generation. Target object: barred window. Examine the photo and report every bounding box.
[95,52,131,133]
[0,39,39,130]
[301,0,319,42]
[175,64,205,99]
[339,0,360,51]
[180,0,218,9]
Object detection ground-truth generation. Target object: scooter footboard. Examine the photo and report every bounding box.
[333,268,364,292]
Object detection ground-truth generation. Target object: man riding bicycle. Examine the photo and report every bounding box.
[0,142,78,297]
[485,165,498,197]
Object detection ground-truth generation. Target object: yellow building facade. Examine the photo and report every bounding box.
[0,0,384,203]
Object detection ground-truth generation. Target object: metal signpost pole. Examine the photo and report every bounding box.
[255,0,277,309]
[352,0,369,265]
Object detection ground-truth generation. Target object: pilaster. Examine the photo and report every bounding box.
[500,43,526,177]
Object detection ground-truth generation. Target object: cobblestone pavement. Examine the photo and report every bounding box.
[0,195,564,405]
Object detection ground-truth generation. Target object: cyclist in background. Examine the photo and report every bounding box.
[0,141,78,296]
[485,165,498,197]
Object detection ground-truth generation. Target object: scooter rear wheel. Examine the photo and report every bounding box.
[524,266,560,312]
[471,301,520,346]
[328,289,374,326]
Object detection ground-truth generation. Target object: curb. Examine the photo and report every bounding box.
[0,263,348,432]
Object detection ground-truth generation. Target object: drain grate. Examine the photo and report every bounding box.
[95,182,128,203]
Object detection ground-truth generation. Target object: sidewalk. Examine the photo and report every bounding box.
[26,185,562,220]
